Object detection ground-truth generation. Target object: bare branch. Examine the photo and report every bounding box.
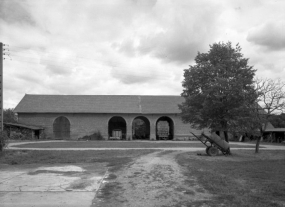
[255,78,285,115]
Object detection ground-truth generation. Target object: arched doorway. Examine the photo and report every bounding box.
[156,116,174,140]
[53,116,70,139]
[132,116,150,140]
[108,116,126,139]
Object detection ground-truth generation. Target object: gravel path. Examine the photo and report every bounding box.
[93,151,211,207]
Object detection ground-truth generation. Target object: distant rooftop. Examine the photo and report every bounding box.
[4,122,44,130]
[14,94,184,114]
[265,128,285,132]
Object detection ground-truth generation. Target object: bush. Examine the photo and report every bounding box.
[10,131,24,140]
[8,128,31,140]
[0,131,9,151]
[78,130,104,141]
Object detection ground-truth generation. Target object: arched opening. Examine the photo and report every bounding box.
[132,116,150,140]
[108,116,126,140]
[53,116,70,139]
[156,116,174,140]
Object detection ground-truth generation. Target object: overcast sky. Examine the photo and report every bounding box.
[0,0,285,108]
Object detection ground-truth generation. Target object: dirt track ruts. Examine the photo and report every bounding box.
[93,151,211,207]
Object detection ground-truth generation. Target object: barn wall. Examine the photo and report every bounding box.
[17,113,204,140]
[17,113,111,139]
[174,115,205,139]
[17,113,54,138]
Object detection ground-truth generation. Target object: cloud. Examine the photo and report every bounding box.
[40,49,76,76]
[0,0,35,25]
[247,21,285,50]
[118,39,137,57]
[108,52,171,84]
[15,73,42,84]
[0,20,48,49]
[137,32,203,64]
[115,0,222,64]
[110,67,158,84]
[2,0,285,109]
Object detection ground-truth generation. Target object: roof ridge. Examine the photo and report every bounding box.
[14,94,183,114]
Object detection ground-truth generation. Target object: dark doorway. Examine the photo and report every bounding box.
[35,130,40,139]
[156,116,174,140]
[132,116,150,140]
[53,116,70,139]
[108,116,126,139]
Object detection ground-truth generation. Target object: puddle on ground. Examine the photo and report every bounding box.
[36,165,85,172]
[0,164,105,192]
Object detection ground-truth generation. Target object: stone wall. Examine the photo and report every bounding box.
[18,113,204,140]
[4,125,44,140]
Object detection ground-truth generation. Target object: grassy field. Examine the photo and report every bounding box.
[244,141,285,146]
[177,150,285,207]
[12,140,259,148]
[0,150,156,172]
[1,149,284,206]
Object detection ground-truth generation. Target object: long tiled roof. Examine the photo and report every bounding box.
[14,94,184,114]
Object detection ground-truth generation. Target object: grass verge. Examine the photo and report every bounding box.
[12,141,259,149]
[0,149,157,172]
[177,150,285,207]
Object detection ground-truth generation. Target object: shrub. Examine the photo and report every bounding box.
[0,131,9,151]
[10,131,24,140]
[78,130,104,141]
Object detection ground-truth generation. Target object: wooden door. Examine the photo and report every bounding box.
[53,116,70,139]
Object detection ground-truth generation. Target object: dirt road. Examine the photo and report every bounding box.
[93,151,211,207]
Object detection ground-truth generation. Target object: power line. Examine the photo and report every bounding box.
[8,45,176,76]
[9,57,173,81]
[7,52,174,81]
[9,46,131,65]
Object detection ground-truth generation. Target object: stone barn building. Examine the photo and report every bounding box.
[14,94,202,140]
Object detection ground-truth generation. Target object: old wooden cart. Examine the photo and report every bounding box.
[191,132,231,156]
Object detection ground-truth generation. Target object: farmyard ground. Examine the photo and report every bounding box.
[0,141,285,207]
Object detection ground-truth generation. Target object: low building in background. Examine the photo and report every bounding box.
[14,94,203,140]
[4,122,44,139]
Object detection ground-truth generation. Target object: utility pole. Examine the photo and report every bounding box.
[0,42,3,131]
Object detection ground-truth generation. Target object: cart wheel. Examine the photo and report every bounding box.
[205,146,211,155]
[207,146,219,156]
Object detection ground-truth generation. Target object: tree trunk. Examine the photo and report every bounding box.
[224,131,231,155]
[221,121,229,142]
[256,121,268,153]
[256,127,264,153]
[224,131,229,143]
[255,136,261,153]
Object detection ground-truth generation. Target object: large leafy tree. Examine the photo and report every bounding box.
[179,42,257,142]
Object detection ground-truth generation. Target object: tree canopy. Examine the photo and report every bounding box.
[3,108,17,123]
[179,42,258,138]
